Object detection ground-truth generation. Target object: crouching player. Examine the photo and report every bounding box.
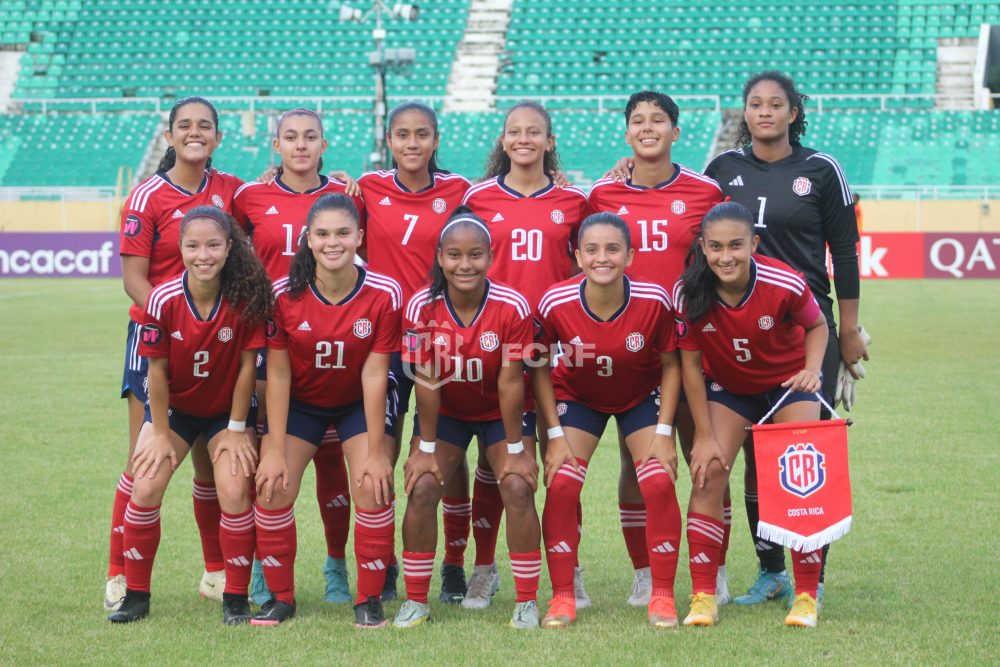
[674,202,829,628]
[532,212,683,629]
[109,207,272,624]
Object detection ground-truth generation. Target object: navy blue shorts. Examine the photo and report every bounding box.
[558,387,662,439]
[121,319,149,403]
[270,396,398,446]
[704,378,819,423]
[389,351,416,414]
[143,400,260,448]
[255,346,267,381]
[412,412,537,451]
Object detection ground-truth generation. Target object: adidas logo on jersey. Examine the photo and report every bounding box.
[379,197,391,206]
[433,335,448,346]
[171,331,183,341]
[569,336,582,345]
[227,556,251,567]
[265,206,279,215]
[262,556,282,567]
[326,495,348,508]
[360,559,386,571]
[617,206,629,215]
[653,541,676,554]
[690,552,711,563]
[297,321,312,331]
[472,518,491,529]
[702,323,716,332]
[800,553,822,564]
[492,213,504,222]
[123,548,144,561]
[172,209,184,219]
[729,175,745,187]
[548,541,572,553]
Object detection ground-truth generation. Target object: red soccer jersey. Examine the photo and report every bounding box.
[232,175,366,282]
[463,175,591,310]
[120,169,245,322]
[674,255,821,395]
[358,170,471,304]
[588,166,724,290]
[535,275,677,413]
[267,268,402,408]
[403,280,533,421]
[138,272,264,417]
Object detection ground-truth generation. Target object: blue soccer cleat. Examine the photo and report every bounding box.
[733,566,793,605]
[324,556,353,603]
[250,558,272,606]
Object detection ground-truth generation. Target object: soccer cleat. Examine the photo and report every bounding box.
[716,565,731,605]
[509,600,540,629]
[108,589,150,624]
[105,574,127,611]
[354,595,388,629]
[788,582,824,610]
[249,559,272,605]
[541,596,576,629]
[626,567,652,606]
[648,595,678,629]
[199,569,226,602]
[250,596,296,626]
[380,562,399,602]
[392,599,431,628]
[222,593,253,625]
[785,592,819,628]
[733,567,793,605]
[683,593,719,627]
[462,563,501,609]
[439,563,468,603]
[323,556,352,604]
[574,567,591,609]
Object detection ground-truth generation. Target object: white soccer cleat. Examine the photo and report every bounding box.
[105,574,126,610]
[716,565,731,605]
[627,567,652,606]
[199,569,226,601]
[462,563,501,610]
[574,566,591,609]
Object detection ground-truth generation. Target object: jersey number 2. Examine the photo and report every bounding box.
[193,351,209,377]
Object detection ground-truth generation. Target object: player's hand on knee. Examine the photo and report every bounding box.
[543,435,578,488]
[358,452,395,506]
[641,432,678,483]
[214,430,258,477]
[690,434,728,490]
[132,432,176,480]
[255,451,288,503]
[403,450,442,496]
[498,450,539,493]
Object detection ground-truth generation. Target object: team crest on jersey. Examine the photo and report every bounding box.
[140,323,163,345]
[480,331,499,352]
[432,198,447,214]
[671,200,686,215]
[212,194,225,208]
[556,402,568,416]
[404,328,421,352]
[551,209,565,224]
[218,327,233,342]
[354,318,372,338]
[625,332,644,352]
[793,177,812,196]
[710,382,723,392]
[123,214,142,238]
[778,443,826,498]
[759,315,774,330]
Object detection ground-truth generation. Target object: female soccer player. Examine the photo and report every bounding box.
[253,193,400,628]
[674,202,829,628]
[532,212,683,629]
[392,209,541,629]
[233,108,366,605]
[108,206,271,625]
[110,96,244,609]
[460,101,591,609]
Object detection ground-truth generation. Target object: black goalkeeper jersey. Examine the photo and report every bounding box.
[704,145,860,321]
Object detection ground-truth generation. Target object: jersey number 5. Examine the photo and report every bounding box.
[733,339,752,362]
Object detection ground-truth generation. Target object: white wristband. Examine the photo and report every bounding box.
[418,440,436,453]
[228,419,246,432]
[547,426,565,439]
[507,441,525,454]
[655,423,673,437]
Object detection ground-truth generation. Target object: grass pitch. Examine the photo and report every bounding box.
[0,278,997,666]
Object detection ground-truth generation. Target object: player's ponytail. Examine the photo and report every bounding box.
[428,205,490,300]
[736,71,809,149]
[287,193,361,299]
[387,102,449,175]
[157,96,220,173]
[680,202,755,324]
[483,101,562,181]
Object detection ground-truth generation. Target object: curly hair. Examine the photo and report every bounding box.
[287,193,361,299]
[157,96,220,173]
[736,71,809,149]
[483,101,562,181]
[179,206,273,325]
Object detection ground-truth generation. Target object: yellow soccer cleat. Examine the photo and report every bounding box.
[785,592,819,628]
[648,595,678,629]
[683,592,719,627]
[541,596,576,629]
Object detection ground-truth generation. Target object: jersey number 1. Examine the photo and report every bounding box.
[283,224,307,256]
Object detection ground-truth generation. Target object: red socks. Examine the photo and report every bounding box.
[442,496,472,566]
[402,551,434,603]
[472,466,504,566]
[792,548,823,596]
[255,504,297,604]
[720,499,732,566]
[220,508,255,595]
[314,430,351,559]
[108,472,133,577]
[542,458,587,596]
[192,480,224,572]
[619,502,650,570]
[122,501,160,593]
[354,505,395,602]
[686,512,725,595]
[635,460,681,598]
[510,550,541,603]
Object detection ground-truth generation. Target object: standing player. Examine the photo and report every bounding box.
[591,91,725,605]
[110,96,244,609]
[532,212,682,630]
[391,210,541,629]
[674,202,829,628]
[108,207,271,624]
[253,193,400,628]
[460,101,591,609]
[233,108,366,605]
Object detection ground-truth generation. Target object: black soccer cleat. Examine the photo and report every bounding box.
[250,595,296,626]
[108,589,150,624]
[354,595,388,628]
[380,562,399,601]
[439,563,467,603]
[222,593,253,625]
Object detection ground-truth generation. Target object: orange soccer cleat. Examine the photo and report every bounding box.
[541,596,577,629]
[648,595,678,629]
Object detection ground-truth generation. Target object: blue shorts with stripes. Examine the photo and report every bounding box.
[121,319,149,403]
[412,411,537,451]
[143,398,260,448]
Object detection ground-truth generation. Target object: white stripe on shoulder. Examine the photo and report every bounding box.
[234,181,263,199]
[757,264,807,290]
[148,277,185,319]
[126,178,158,211]
[406,287,433,323]
[630,284,671,309]
[541,291,580,317]
[807,152,852,206]
[136,177,164,213]
[364,271,403,310]
[129,177,163,213]
[587,177,616,196]
[487,292,530,319]
[756,275,804,296]
[271,276,290,294]
[461,177,498,204]
[679,167,723,193]
[560,185,589,200]
[435,172,472,186]
[488,283,530,311]
[538,284,579,312]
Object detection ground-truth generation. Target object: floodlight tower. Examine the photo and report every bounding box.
[339,2,419,169]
